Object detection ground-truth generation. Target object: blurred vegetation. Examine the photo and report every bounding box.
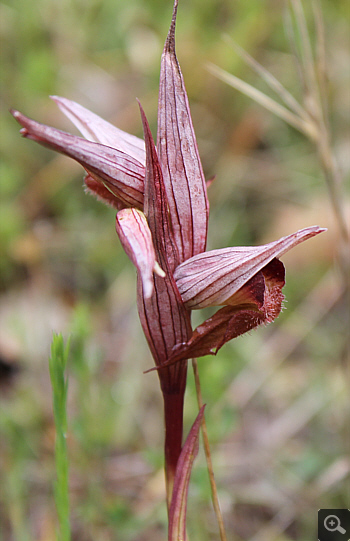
[0,0,349,540]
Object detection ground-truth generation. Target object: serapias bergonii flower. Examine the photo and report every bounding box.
[12,0,325,510]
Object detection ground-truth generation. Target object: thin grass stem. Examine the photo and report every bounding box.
[223,34,310,123]
[210,0,349,280]
[207,63,317,139]
[191,359,228,541]
[284,5,307,97]
[290,0,320,110]
[49,334,71,541]
[287,0,349,253]
[312,0,329,124]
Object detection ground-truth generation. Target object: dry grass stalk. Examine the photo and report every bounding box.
[208,0,349,283]
[192,358,228,541]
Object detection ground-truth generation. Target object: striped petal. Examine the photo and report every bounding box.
[116,208,165,298]
[12,110,145,209]
[51,96,146,164]
[149,258,285,370]
[174,226,326,309]
[184,258,286,357]
[137,102,192,379]
[157,0,209,262]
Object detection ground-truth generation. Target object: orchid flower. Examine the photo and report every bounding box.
[12,0,325,517]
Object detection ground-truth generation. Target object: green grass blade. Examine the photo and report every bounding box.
[49,334,71,541]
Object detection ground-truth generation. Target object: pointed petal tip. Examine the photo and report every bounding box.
[158,0,209,261]
[11,110,27,138]
[10,109,31,136]
[136,98,152,137]
[171,0,179,28]
[50,95,62,105]
[309,225,326,232]
[11,109,26,124]
[50,95,72,103]
[292,224,327,244]
[165,0,178,52]
[136,99,145,123]
[50,95,72,108]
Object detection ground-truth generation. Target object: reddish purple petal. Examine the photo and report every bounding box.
[174,226,326,309]
[138,101,179,271]
[12,110,145,209]
[116,208,164,299]
[51,96,146,164]
[137,274,190,392]
[184,259,285,357]
[168,405,205,541]
[149,259,286,369]
[157,0,209,262]
[186,305,266,357]
[137,102,192,386]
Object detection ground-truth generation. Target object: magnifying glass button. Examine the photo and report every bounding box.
[324,514,346,534]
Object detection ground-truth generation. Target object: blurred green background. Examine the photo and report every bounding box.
[1,0,349,540]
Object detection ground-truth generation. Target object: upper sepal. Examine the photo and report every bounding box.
[157,0,209,262]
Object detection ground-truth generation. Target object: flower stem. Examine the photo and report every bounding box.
[163,388,186,509]
[191,359,228,541]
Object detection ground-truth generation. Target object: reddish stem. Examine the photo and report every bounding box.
[163,387,186,509]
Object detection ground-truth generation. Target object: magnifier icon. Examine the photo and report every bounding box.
[324,515,346,534]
